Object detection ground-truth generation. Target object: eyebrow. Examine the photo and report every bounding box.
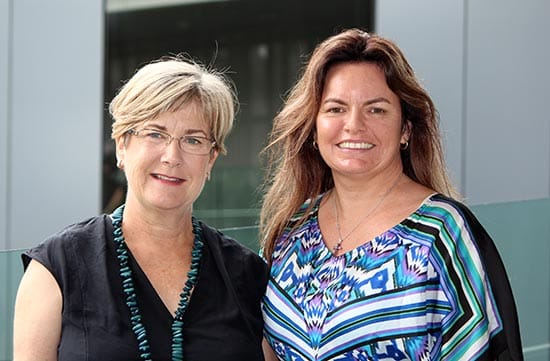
[144,123,209,136]
[321,97,392,106]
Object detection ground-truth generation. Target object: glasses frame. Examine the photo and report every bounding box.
[127,128,216,156]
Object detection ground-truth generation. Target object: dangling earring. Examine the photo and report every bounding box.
[206,171,211,181]
[400,141,409,150]
[312,140,318,150]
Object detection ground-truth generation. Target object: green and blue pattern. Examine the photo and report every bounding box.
[262,194,502,360]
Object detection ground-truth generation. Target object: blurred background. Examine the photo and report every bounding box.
[1,0,549,359]
[103,0,375,228]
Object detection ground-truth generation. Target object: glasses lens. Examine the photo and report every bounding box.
[132,128,213,155]
[141,129,170,145]
[180,136,213,155]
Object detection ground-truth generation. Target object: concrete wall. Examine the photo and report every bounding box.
[0,0,104,251]
[1,0,10,254]
[376,0,550,204]
[0,0,103,357]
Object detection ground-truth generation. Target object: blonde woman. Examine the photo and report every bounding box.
[14,56,268,361]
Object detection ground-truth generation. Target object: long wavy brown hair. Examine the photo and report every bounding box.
[260,29,458,261]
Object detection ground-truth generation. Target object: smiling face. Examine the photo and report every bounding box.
[315,62,410,181]
[116,100,218,215]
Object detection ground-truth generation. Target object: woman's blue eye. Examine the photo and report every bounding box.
[145,131,166,139]
[145,131,162,138]
[184,136,204,145]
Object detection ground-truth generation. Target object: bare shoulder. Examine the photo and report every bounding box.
[13,259,61,361]
[16,259,61,301]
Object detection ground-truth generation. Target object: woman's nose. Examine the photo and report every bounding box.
[160,138,184,167]
[344,108,366,132]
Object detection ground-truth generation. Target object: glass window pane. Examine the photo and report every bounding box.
[103,0,374,231]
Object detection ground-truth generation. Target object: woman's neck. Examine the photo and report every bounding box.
[330,167,404,206]
[119,198,194,250]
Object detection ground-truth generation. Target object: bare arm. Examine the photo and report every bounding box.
[13,259,62,361]
[262,338,278,361]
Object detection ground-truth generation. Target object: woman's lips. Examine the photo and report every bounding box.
[152,173,184,183]
[337,141,374,149]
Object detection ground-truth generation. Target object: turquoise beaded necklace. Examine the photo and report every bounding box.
[111,204,204,361]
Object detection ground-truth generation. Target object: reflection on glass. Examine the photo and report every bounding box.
[104,0,374,228]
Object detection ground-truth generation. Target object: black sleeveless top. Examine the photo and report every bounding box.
[23,215,268,361]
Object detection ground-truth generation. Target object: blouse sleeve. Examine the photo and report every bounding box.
[428,196,523,360]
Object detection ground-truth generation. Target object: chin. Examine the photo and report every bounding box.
[145,198,186,211]
[333,163,372,174]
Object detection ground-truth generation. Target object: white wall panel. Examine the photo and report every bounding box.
[9,0,103,249]
[0,0,11,249]
[375,0,465,192]
[465,0,550,203]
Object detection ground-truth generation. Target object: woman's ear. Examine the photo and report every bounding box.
[208,149,219,168]
[115,136,126,169]
[401,119,412,143]
[205,150,219,181]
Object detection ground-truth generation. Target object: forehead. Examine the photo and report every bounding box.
[143,100,210,131]
[322,62,394,98]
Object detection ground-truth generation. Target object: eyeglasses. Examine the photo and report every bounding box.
[127,128,216,155]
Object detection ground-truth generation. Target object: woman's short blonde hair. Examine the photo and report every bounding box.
[109,56,236,154]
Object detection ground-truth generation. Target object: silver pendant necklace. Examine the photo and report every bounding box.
[332,174,402,255]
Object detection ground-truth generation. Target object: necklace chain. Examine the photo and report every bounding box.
[111,204,203,361]
[332,174,402,255]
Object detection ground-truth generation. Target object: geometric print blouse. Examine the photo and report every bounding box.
[262,194,523,360]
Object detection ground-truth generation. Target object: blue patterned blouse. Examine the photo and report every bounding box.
[262,194,522,360]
